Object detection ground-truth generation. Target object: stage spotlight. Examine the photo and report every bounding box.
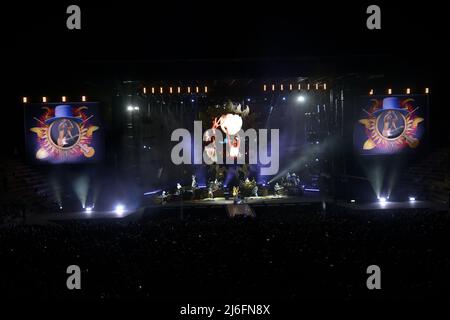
[409,196,416,202]
[297,95,306,103]
[282,97,286,101]
[85,206,93,213]
[127,106,133,111]
[350,199,356,203]
[115,204,125,215]
[134,106,139,111]
[59,206,63,210]
[378,197,387,203]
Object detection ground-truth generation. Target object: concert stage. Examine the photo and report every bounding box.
[336,200,448,212]
[26,208,139,224]
[25,194,324,224]
[25,194,448,225]
[146,194,324,208]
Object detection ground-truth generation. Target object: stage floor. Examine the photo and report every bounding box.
[336,200,448,211]
[26,209,138,224]
[23,196,448,224]
[148,194,325,208]
[25,195,324,224]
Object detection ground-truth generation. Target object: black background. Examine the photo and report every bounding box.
[6,1,448,80]
[5,1,449,149]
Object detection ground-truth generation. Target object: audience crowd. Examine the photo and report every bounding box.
[0,205,448,299]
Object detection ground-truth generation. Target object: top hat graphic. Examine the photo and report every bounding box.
[373,97,408,115]
[45,105,83,124]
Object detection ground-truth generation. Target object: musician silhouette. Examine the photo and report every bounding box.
[382,110,401,138]
[57,119,76,146]
[373,97,407,139]
[45,105,83,148]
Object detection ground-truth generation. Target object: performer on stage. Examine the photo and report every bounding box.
[274,183,284,196]
[191,175,198,190]
[176,183,183,195]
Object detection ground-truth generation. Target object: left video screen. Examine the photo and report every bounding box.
[25,102,103,164]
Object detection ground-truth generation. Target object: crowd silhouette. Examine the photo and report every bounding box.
[0,205,448,299]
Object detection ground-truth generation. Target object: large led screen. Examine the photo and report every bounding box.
[353,95,427,155]
[25,102,103,163]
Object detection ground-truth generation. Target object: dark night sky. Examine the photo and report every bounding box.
[2,0,449,115]
[7,2,447,77]
[4,1,449,144]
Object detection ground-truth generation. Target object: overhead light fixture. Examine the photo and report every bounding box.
[297,95,306,103]
[115,204,125,216]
